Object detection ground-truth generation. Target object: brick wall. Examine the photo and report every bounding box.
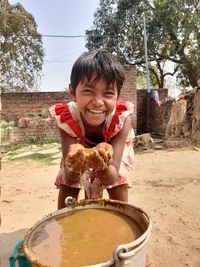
[1,118,60,143]
[1,67,171,144]
[137,89,171,133]
[1,66,137,123]
[0,66,137,144]
[120,65,137,129]
[148,93,172,134]
[1,91,71,122]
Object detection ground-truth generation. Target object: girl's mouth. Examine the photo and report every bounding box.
[88,109,104,114]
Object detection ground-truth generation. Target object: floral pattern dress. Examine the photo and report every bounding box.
[49,101,135,198]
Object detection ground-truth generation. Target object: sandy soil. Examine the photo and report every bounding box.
[1,147,200,267]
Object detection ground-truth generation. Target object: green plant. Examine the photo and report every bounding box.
[0,120,15,135]
[41,108,49,118]
[0,120,15,129]
[0,120,16,142]
[26,111,36,117]
[29,136,38,143]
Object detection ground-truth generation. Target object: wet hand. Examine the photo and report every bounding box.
[63,168,81,184]
[91,143,113,170]
[92,164,118,186]
[65,143,113,172]
[65,144,89,173]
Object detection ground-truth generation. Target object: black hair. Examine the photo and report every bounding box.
[70,49,125,96]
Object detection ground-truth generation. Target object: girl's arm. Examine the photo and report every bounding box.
[110,115,132,171]
[94,115,132,186]
[59,129,77,159]
[59,129,81,183]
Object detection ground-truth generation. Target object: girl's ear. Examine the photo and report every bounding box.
[69,84,76,102]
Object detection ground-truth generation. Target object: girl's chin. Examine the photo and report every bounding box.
[84,116,106,127]
[80,110,108,126]
[85,119,105,127]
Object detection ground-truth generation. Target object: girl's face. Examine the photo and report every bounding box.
[70,77,118,127]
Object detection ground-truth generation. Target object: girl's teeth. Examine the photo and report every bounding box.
[89,110,103,114]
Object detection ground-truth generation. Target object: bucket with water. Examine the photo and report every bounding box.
[23,199,152,267]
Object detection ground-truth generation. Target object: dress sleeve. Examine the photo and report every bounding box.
[49,103,81,138]
[104,101,134,141]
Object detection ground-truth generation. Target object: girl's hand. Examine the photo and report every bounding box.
[65,142,114,172]
[63,166,81,184]
[65,144,89,173]
[95,142,114,155]
[90,143,113,170]
[92,164,118,186]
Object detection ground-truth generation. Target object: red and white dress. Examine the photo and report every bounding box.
[49,101,135,198]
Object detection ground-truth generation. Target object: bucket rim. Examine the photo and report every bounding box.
[23,198,152,267]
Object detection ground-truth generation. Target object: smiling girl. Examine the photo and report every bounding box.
[49,49,135,209]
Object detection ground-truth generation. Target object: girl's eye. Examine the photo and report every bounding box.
[83,87,93,93]
[105,91,116,97]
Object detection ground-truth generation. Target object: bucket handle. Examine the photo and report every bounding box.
[65,196,75,205]
[114,215,152,262]
[9,240,24,267]
[9,256,17,267]
[113,232,151,261]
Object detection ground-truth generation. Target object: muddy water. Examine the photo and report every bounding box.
[27,209,143,267]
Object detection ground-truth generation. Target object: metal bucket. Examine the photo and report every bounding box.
[23,199,152,267]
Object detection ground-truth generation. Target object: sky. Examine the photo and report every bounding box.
[10,0,100,92]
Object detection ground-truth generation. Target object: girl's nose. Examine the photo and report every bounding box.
[93,96,104,106]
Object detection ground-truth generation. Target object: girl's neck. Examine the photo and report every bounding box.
[80,113,105,135]
[84,122,105,136]
[83,118,105,144]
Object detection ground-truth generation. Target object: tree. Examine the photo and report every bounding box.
[0,0,44,92]
[85,0,200,88]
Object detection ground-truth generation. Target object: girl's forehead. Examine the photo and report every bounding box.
[80,74,114,87]
[81,73,101,83]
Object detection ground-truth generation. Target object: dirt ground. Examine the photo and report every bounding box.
[1,146,200,267]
